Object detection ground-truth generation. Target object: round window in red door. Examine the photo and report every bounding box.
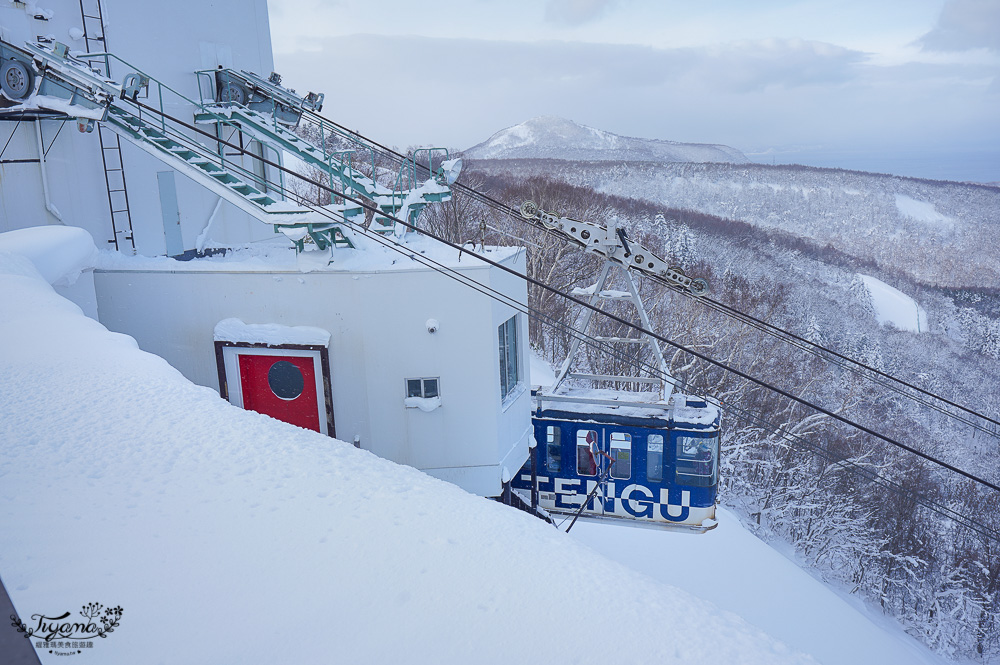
[267,360,304,399]
[238,354,321,432]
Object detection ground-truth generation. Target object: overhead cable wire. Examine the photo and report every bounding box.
[129,99,1000,494]
[124,101,1000,541]
[305,112,1000,437]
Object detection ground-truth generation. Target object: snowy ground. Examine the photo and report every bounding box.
[894,194,953,227]
[570,512,947,665]
[859,274,928,333]
[0,233,814,664]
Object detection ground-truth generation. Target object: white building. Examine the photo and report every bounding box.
[0,0,532,497]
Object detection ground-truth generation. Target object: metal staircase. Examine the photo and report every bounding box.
[193,69,459,236]
[102,106,358,250]
[0,37,459,253]
[194,102,453,234]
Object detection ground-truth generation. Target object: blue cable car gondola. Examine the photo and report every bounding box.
[512,392,721,532]
[510,201,720,532]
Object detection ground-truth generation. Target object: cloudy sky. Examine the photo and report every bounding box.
[268,0,1000,182]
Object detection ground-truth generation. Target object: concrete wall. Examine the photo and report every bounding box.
[93,253,532,496]
[0,0,277,254]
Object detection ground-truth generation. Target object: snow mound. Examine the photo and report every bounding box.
[0,226,97,286]
[894,194,952,226]
[464,116,749,164]
[0,259,816,665]
[860,274,927,333]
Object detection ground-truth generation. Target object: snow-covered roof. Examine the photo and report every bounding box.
[534,388,721,428]
[96,234,520,275]
[0,234,814,664]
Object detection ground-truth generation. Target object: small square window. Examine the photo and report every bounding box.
[405,377,440,399]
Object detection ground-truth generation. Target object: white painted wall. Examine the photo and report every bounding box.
[93,253,532,497]
[0,0,277,253]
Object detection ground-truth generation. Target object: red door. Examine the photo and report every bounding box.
[238,354,321,432]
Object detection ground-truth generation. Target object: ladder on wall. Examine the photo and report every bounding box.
[78,0,135,252]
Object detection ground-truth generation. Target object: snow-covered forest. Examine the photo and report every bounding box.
[285,117,1000,659]
[419,162,1000,661]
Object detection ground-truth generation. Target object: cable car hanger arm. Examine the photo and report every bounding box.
[518,200,709,297]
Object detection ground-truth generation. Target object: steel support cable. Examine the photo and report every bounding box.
[684,290,1000,432]
[302,113,1000,436]
[128,100,1000,496]
[457,180,1000,438]
[462,187,1000,436]
[125,102,1000,542]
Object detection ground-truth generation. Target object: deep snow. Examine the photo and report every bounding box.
[571,511,947,665]
[0,236,814,664]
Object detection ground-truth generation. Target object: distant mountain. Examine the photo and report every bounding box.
[463,116,749,164]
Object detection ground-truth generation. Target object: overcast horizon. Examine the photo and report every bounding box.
[269,0,1000,183]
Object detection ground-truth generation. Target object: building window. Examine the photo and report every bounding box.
[610,432,631,479]
[498,315,520,401]
[647,434,664,483]
[675,434,719,487]
[406,377,440,398]
[546,425,562,473]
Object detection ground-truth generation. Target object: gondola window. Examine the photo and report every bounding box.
[675,435,719,487]
[610,432,631,479]
[647,434,664,483]
[546,426,562,472]
[576,429,597,476]
[498,316,520,401]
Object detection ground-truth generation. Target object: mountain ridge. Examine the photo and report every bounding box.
[464,116,749,164]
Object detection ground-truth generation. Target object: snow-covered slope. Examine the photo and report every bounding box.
[464,116,749,164]
[572,510,946,665]
[0,243,813,664]
[860,274,928,333]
